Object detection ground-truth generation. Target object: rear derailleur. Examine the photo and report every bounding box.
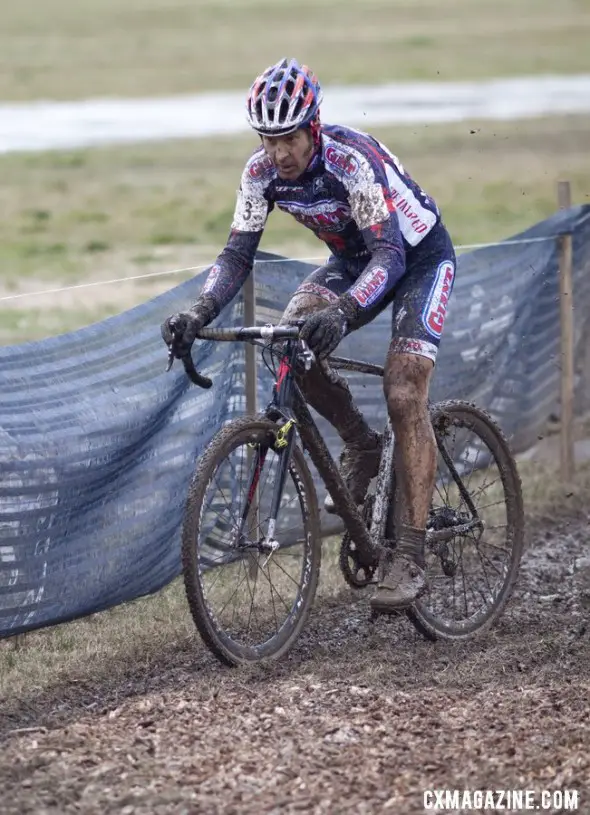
[426,507,472,577]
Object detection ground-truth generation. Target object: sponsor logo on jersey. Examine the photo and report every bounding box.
[202,263,221,294]
[248,154,274,179]
[325,145,360,178]
[277,201,352,232]
[422,261,455,338]
[389,189,431,236]
[350,266,388,308]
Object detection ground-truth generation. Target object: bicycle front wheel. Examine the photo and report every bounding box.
[182,417,321,666]
[407,400,525,641]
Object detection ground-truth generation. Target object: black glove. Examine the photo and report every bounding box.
[299,303,349,360]
[161,297,216,358]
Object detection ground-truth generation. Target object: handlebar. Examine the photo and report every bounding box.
[196,326,301,342]
[166,349,213,389]
[165,323,305,388]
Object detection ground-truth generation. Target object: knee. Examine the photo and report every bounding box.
[385,380,426,423]
[384,360,430,423]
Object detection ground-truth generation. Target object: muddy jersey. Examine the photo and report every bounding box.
[201,124,441,315]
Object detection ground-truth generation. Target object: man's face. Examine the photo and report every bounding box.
[261,129,314,180]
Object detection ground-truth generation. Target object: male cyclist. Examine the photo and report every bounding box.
[161,58,456,612]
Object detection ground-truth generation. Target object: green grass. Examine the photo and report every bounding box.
[0,305,122,344]
[0,0,589,100]
[0,114,588,344]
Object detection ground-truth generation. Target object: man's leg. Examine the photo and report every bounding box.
[385,353,437,530]
[371,350,436,611]
[371,231,456,611]
[280,270,381,507]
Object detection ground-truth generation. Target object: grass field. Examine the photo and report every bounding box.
[1,113,589,344]
[1,0,589,344]
[1,0,589,101]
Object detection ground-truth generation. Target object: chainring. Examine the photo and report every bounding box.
[338,494,378,589]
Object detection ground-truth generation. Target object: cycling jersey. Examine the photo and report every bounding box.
[201,124,442,318]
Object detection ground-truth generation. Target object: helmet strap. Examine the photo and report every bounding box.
[309,112,322,148]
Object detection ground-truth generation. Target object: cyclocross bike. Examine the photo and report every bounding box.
[167,322,524,667]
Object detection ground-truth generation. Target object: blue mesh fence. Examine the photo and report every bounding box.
[1,205,589,636]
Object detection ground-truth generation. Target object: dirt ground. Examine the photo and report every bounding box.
[1,503,589,815]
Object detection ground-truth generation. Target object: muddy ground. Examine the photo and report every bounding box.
[1,507,589,815]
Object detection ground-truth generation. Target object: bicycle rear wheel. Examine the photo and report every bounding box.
[407,400,524,640]
[182,416,321,666]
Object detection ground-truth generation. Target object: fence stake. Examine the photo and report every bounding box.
[557,180,575,482]
[243,267,260,576]
[244,268,257,416]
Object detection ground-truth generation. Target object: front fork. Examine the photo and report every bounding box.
[236,420,295,561]
[236,341,302,560]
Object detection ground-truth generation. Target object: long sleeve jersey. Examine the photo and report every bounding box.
[200,124,441,319]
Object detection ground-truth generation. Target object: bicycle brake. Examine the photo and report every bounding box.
[299,339,315,371]
[165,315,182,372]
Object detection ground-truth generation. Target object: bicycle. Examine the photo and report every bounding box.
[167,322,525,667]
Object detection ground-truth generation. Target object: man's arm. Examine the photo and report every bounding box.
[195,162,271,320]
[298,188,406,358]
[338,181,407,330]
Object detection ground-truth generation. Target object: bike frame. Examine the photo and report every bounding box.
[173,326,481,568]
[183,327,391,568]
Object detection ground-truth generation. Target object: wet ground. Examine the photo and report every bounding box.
[2,504,589,814]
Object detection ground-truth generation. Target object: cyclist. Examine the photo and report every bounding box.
[161,58,456,612]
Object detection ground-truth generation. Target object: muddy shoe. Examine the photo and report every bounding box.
[370,551,426,613]
[324,435,382,515]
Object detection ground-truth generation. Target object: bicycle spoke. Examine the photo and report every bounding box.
[244,555,260,635]
[266,554,303,590]
[217,567,250,619]
[476,538,511,555]
[255,562,295,616]
[187,419,319,660]
[212,471,241,529]
[473,499,506,512]
[414,404,522,637]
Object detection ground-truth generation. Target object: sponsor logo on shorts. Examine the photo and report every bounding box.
[350,266,388,308]
[391,338,438,362]
[422,261,455,338]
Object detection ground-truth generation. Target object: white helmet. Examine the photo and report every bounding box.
[246,58,323,136]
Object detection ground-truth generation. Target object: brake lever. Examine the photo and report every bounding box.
[165,317,213,389]
[165,315,181,372]
[299,339,315,371]
[166,345,175,373]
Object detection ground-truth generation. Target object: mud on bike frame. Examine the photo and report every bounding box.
[167,323,484,573]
